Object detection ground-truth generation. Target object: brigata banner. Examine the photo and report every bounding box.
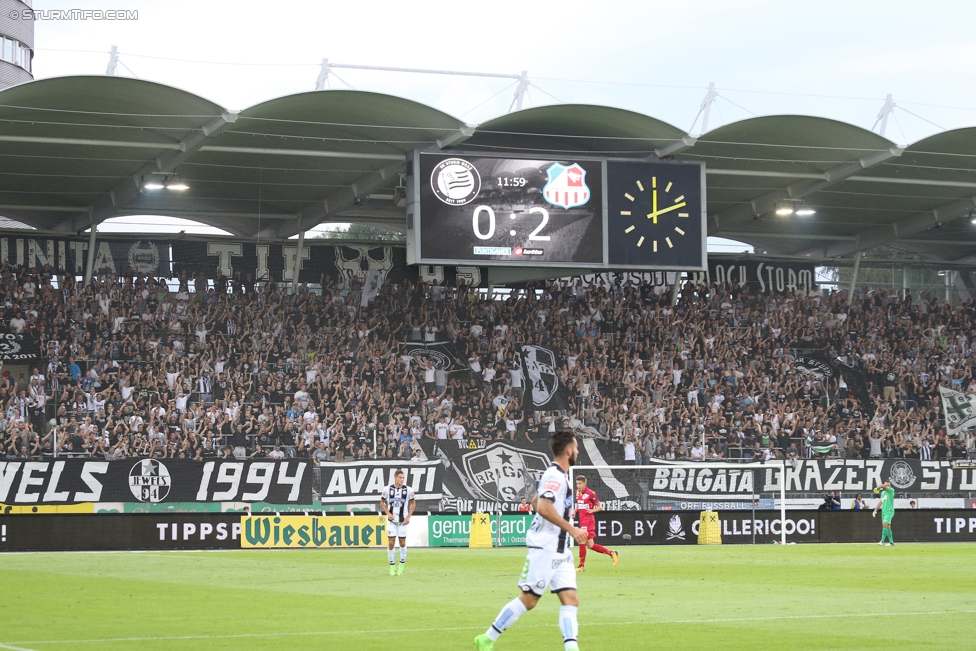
[419,438,642,513]
[0,459,311,505]
[644,459,976,500]
[241,514,388,548]
[315,460,442,504]
[428,514,532,547]
[0,513,242,552]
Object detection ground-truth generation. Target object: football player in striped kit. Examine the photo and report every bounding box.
[380,469,415,576]
[475,430,589,651]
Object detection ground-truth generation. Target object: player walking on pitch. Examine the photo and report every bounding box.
[475,430,589,651]
[380,469,415,575]
[872,479,895,546]
[573,475,618,571]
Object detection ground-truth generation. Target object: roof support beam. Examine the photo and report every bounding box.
[199,146,403,161]
[710,147,903,233]
[0,135,182,150]
[436,126,476,149]
[816,195,976,259]
[276,161,405,238]
[54,111,240,232]
[653,136,697,159]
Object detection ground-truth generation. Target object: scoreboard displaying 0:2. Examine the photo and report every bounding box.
[406,151,706,270]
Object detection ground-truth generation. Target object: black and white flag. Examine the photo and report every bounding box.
[402,342,467,373]
[835,358,875,419]
[518,344,571,412]
[794,351,836,378]
[0,332,40,362]
[940,386,976,436]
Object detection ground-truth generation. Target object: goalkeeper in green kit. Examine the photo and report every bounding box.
[872,480,895,546]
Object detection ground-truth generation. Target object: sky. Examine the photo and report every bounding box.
[24,0,976,244]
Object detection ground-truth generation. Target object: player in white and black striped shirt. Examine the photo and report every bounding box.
[380,469,415,576]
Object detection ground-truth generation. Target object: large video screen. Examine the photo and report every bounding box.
[407,152,706,270]
[413,153,604,266]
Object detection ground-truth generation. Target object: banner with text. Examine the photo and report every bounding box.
[0,332,39,362]
[170,241,490,287]
[427,514,532,547]
[643,459,975,500]
[0,459,311,505]
[595,509,976,545]
[709,258,817,294]
[241,514,388,548]
[0,513,242,552]
[0,234,170,276]
[315,460,442,504]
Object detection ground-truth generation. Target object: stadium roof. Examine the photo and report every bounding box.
[1,75,975,263]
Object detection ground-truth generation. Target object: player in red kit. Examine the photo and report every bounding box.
[572,475,618,571]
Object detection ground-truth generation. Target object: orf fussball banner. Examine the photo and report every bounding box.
[0,459,311,505]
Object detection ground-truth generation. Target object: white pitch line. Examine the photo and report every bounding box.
[0,642,37,651]
[7,609,975,646]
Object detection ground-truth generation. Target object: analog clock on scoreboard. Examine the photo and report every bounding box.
[606,160,706,270]
[409,152,604,267]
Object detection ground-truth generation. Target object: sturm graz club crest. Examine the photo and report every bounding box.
[129,459,172,503]
[127,241,161,275]
[431,158,481,206]
[888,461,916,489]
[461,442,550,501]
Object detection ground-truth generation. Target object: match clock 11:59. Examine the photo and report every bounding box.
[606,160,706,270]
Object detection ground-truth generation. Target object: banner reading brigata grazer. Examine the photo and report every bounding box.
[643,459,976,500]
[315,460,442,505]
[0,459,311,505]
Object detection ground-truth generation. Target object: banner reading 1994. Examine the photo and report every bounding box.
[0,459,311,505]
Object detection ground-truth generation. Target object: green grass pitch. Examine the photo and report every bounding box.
[2,544,974,650]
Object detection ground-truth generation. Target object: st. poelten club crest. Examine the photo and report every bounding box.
[542,162,590,209]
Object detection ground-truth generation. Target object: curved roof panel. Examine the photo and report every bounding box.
[461,104,686,156]
[0,76,974,261]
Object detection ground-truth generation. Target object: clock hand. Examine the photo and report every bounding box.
[647,201,687,221]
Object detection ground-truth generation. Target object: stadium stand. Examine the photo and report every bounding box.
[0,261,974,464]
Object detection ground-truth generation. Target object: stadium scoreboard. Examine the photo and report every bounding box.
[406,151,706,270]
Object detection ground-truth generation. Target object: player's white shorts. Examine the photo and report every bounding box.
[386,521,408,538]
[518,547,577,597]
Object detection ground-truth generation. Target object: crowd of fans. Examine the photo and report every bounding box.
[0,260,974,465]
